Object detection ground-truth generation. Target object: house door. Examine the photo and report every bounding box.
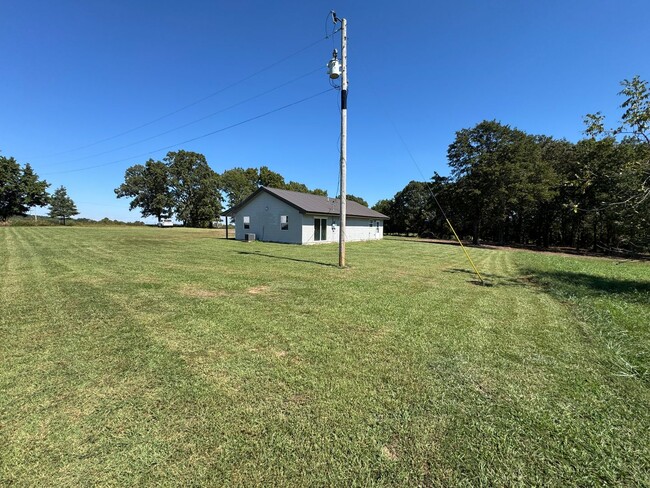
[314,218,327,241]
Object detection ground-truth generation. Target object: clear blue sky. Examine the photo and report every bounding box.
[2,1,649,221]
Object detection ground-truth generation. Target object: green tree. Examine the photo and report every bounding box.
[220,167,259,207]
[582,76,650,251]
[115,159,173,222]
[220,167,328,207]
[585,76,650,208]
[284,181,326,196]
[258,166,285,188]
[447,120,555,244]
[0,156,50,221]
[391,181,433,236]
[372,198,395,233]
[166,150,222,227]
[338,194,368,207]
[48,186,79,225]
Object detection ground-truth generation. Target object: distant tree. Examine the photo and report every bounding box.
[258,166,286,188]
[284,181,327,196]
[372,198,393,215]
[338,194,368,207]
[220,167,328,208]
[166,150,222,227]
[447,120,555,244]
[281,181,306,193]
[372,198,395,233]
[115,159,173,222]
[220,167,259,207]
[392,181,433,236]
[0,156,50,221]
[48,186,79,225]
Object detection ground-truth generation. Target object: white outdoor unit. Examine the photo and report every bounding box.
[244,233,256,242]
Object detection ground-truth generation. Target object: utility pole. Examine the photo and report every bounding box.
[327,12,347,267]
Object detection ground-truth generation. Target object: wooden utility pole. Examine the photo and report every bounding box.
[327,12,348,267]
[336,15,348,267]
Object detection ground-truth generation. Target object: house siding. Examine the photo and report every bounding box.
[301,214,383,245]
[228,188,386,245]
[232,191,302,243]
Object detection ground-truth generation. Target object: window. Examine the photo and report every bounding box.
[369,220,374,227]
[314,218,327,241]
[243,216,250,229]
[281,215,288,230]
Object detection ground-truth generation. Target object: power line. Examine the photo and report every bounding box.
[354,51,485,283]
[44,66,324,167]
[386,117,485,285]
[35,34,330,159]
[44,87,335,176]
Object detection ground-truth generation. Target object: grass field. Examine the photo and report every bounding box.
[1,227,648,486]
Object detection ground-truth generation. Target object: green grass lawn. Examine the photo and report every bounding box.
[1,227,648,486]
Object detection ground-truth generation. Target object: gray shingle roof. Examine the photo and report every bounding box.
[224,186,389,219]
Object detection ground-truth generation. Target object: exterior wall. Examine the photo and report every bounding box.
[301,214,338,244]
[229,192,386,244]
[301,214,384,245]
[231,192,302,244]
[345,217,384,242]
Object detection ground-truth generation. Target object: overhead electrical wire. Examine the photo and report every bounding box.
[386,117,485,285]
[43,87,335,176]
[44,66,325,167]
[349,50,485,283]
[35,34,331,159]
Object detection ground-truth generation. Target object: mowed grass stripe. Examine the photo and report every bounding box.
[2,229,239,485]
[1,227,648,486]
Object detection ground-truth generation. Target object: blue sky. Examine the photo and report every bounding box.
[2,1,649,221]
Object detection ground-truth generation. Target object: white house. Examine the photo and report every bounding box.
[223,186,389,245]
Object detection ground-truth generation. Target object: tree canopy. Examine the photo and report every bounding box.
[166,150,221,228]
[115,154,330,226]
[378,78,650,253]
[115,159,173,222]
[338,194,368,207]
[0,156,50,221]
[219,166,327,207]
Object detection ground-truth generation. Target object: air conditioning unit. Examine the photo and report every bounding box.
[244,233,256,242]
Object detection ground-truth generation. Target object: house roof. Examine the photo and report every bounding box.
[223,186,389,219]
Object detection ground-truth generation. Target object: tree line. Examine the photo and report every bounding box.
[0,155,78,224]
[4,77,647,250]
[373,77,650,253]
[114,150,331,227]
[2,149,368,228]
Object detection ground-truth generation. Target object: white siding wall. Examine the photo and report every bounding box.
[301,214,338,244]
[230,192,385,244]
[301,214,384,244]
[231,192,302,243]
[345,217,384,242]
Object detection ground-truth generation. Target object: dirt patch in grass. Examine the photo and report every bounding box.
[381,443,399,461]
[247,285,270,295]
[180,284,226,298]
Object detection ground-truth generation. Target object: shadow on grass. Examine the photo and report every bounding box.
[389,237,485,250]
[388,236,650,261]
[235,251,339,268]
[525,270,650,302]
[444,267,522,287]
